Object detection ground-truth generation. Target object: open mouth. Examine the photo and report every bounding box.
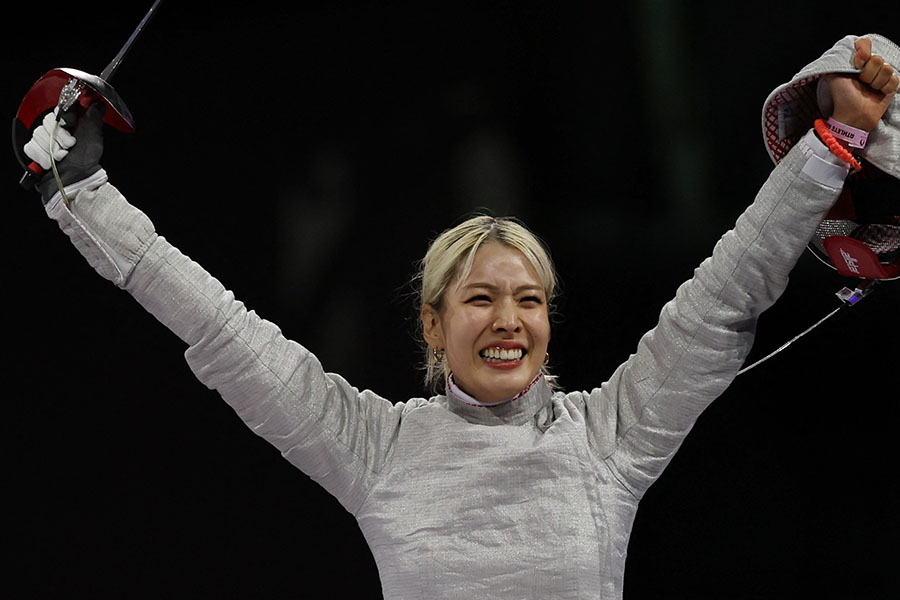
[479,347,526,364]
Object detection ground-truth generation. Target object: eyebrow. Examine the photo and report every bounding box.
[461,282,543,294]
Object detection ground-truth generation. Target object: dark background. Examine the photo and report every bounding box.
[4,1,898,598]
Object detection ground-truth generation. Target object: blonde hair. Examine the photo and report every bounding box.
[415,215,559,393]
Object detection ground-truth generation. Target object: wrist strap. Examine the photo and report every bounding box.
[825,117,869,148]
[813,119,862,171]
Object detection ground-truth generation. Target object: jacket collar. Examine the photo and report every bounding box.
[444,372,553,426]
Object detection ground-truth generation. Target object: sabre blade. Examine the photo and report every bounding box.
[99,0,164,82]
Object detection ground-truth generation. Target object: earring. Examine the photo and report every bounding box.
[433,348,445,362]
[543,352,550,365]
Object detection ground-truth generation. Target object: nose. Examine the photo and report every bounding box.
[492,300,521,333]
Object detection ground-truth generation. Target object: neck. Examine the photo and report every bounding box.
[447,371,544,407]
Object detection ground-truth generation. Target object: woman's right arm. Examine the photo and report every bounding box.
[28,110,402,516]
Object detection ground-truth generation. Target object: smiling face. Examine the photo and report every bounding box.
[422,242,551,404]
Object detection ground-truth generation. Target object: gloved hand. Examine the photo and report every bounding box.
[23,102,106,204]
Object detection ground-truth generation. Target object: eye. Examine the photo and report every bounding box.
[519,295,544,306]
[465,294,492,304]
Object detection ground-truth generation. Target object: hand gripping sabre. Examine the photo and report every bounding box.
[13,0,164,190]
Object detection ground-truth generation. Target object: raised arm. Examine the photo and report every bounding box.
[23,105,405,515]
[578,36,898,498]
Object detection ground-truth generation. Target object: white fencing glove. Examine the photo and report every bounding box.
[23,109,76,169]
[23,103,106,204]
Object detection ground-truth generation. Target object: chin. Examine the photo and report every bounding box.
[479,367,540,401]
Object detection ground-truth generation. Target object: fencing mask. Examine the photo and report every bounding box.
[761,33,899,281]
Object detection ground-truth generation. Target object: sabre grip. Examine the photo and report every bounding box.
[20,161,44,191]
[20,102,78,190]
[28,101,106,204]
[20,87,86,190]
[22,97,105,202]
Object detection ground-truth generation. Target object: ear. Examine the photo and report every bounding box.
[421,304,444,349]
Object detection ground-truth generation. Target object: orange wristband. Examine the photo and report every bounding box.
[813,118,862,171]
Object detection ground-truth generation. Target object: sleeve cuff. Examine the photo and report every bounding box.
[796,128,851,188]
[43,168,109,211]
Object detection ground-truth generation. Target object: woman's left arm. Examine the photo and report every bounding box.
[579,38,897,499]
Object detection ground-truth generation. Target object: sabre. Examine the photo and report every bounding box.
[14,0,164,189]
[101,0,163,82]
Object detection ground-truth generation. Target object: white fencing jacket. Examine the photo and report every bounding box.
[41,126,850,599]
[44,33,900,597]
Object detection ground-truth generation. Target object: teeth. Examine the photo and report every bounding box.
[480,347,524,361]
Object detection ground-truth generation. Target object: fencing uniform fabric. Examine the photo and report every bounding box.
[40,125,848,597]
